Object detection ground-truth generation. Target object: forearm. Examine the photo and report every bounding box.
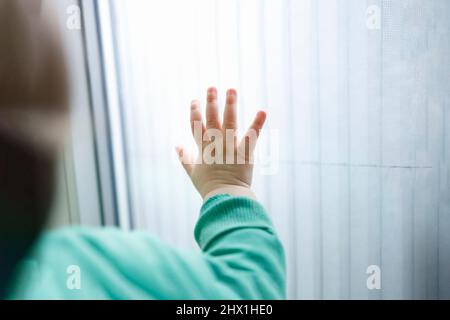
[195,194,286,299]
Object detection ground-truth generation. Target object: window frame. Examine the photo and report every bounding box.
[80,0,132,229]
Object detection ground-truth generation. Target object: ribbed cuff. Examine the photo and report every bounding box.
[194,194,274,250]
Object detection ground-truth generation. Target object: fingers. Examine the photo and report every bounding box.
[176,147,193,176]
[223,89,237,131]
[190,100,205,148]
[238,111,267,160]
[248,110,267,137]
[190,100,203,130]
[205,87,221,131]
[189,89,266,163]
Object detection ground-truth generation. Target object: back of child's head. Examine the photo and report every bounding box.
[0,0,69,297]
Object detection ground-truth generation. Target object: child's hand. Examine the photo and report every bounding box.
[177,87,267,201]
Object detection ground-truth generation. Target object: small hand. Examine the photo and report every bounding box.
[176,87,266,201]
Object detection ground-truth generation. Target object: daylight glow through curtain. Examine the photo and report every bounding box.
[104,0,450,299]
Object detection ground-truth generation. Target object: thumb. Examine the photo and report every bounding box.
[176,146,193,176]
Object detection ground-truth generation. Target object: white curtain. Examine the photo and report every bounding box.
[102,0,450,299]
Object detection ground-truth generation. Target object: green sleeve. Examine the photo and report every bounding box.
[9,195,286,299]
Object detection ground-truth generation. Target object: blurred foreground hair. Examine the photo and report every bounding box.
[0,0,69,297]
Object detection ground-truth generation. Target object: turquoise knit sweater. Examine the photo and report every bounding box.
[7,195,285,299]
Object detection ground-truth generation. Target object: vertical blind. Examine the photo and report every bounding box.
[103,0,450,299]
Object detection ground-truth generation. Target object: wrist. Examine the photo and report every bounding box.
[203,185,257,202]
